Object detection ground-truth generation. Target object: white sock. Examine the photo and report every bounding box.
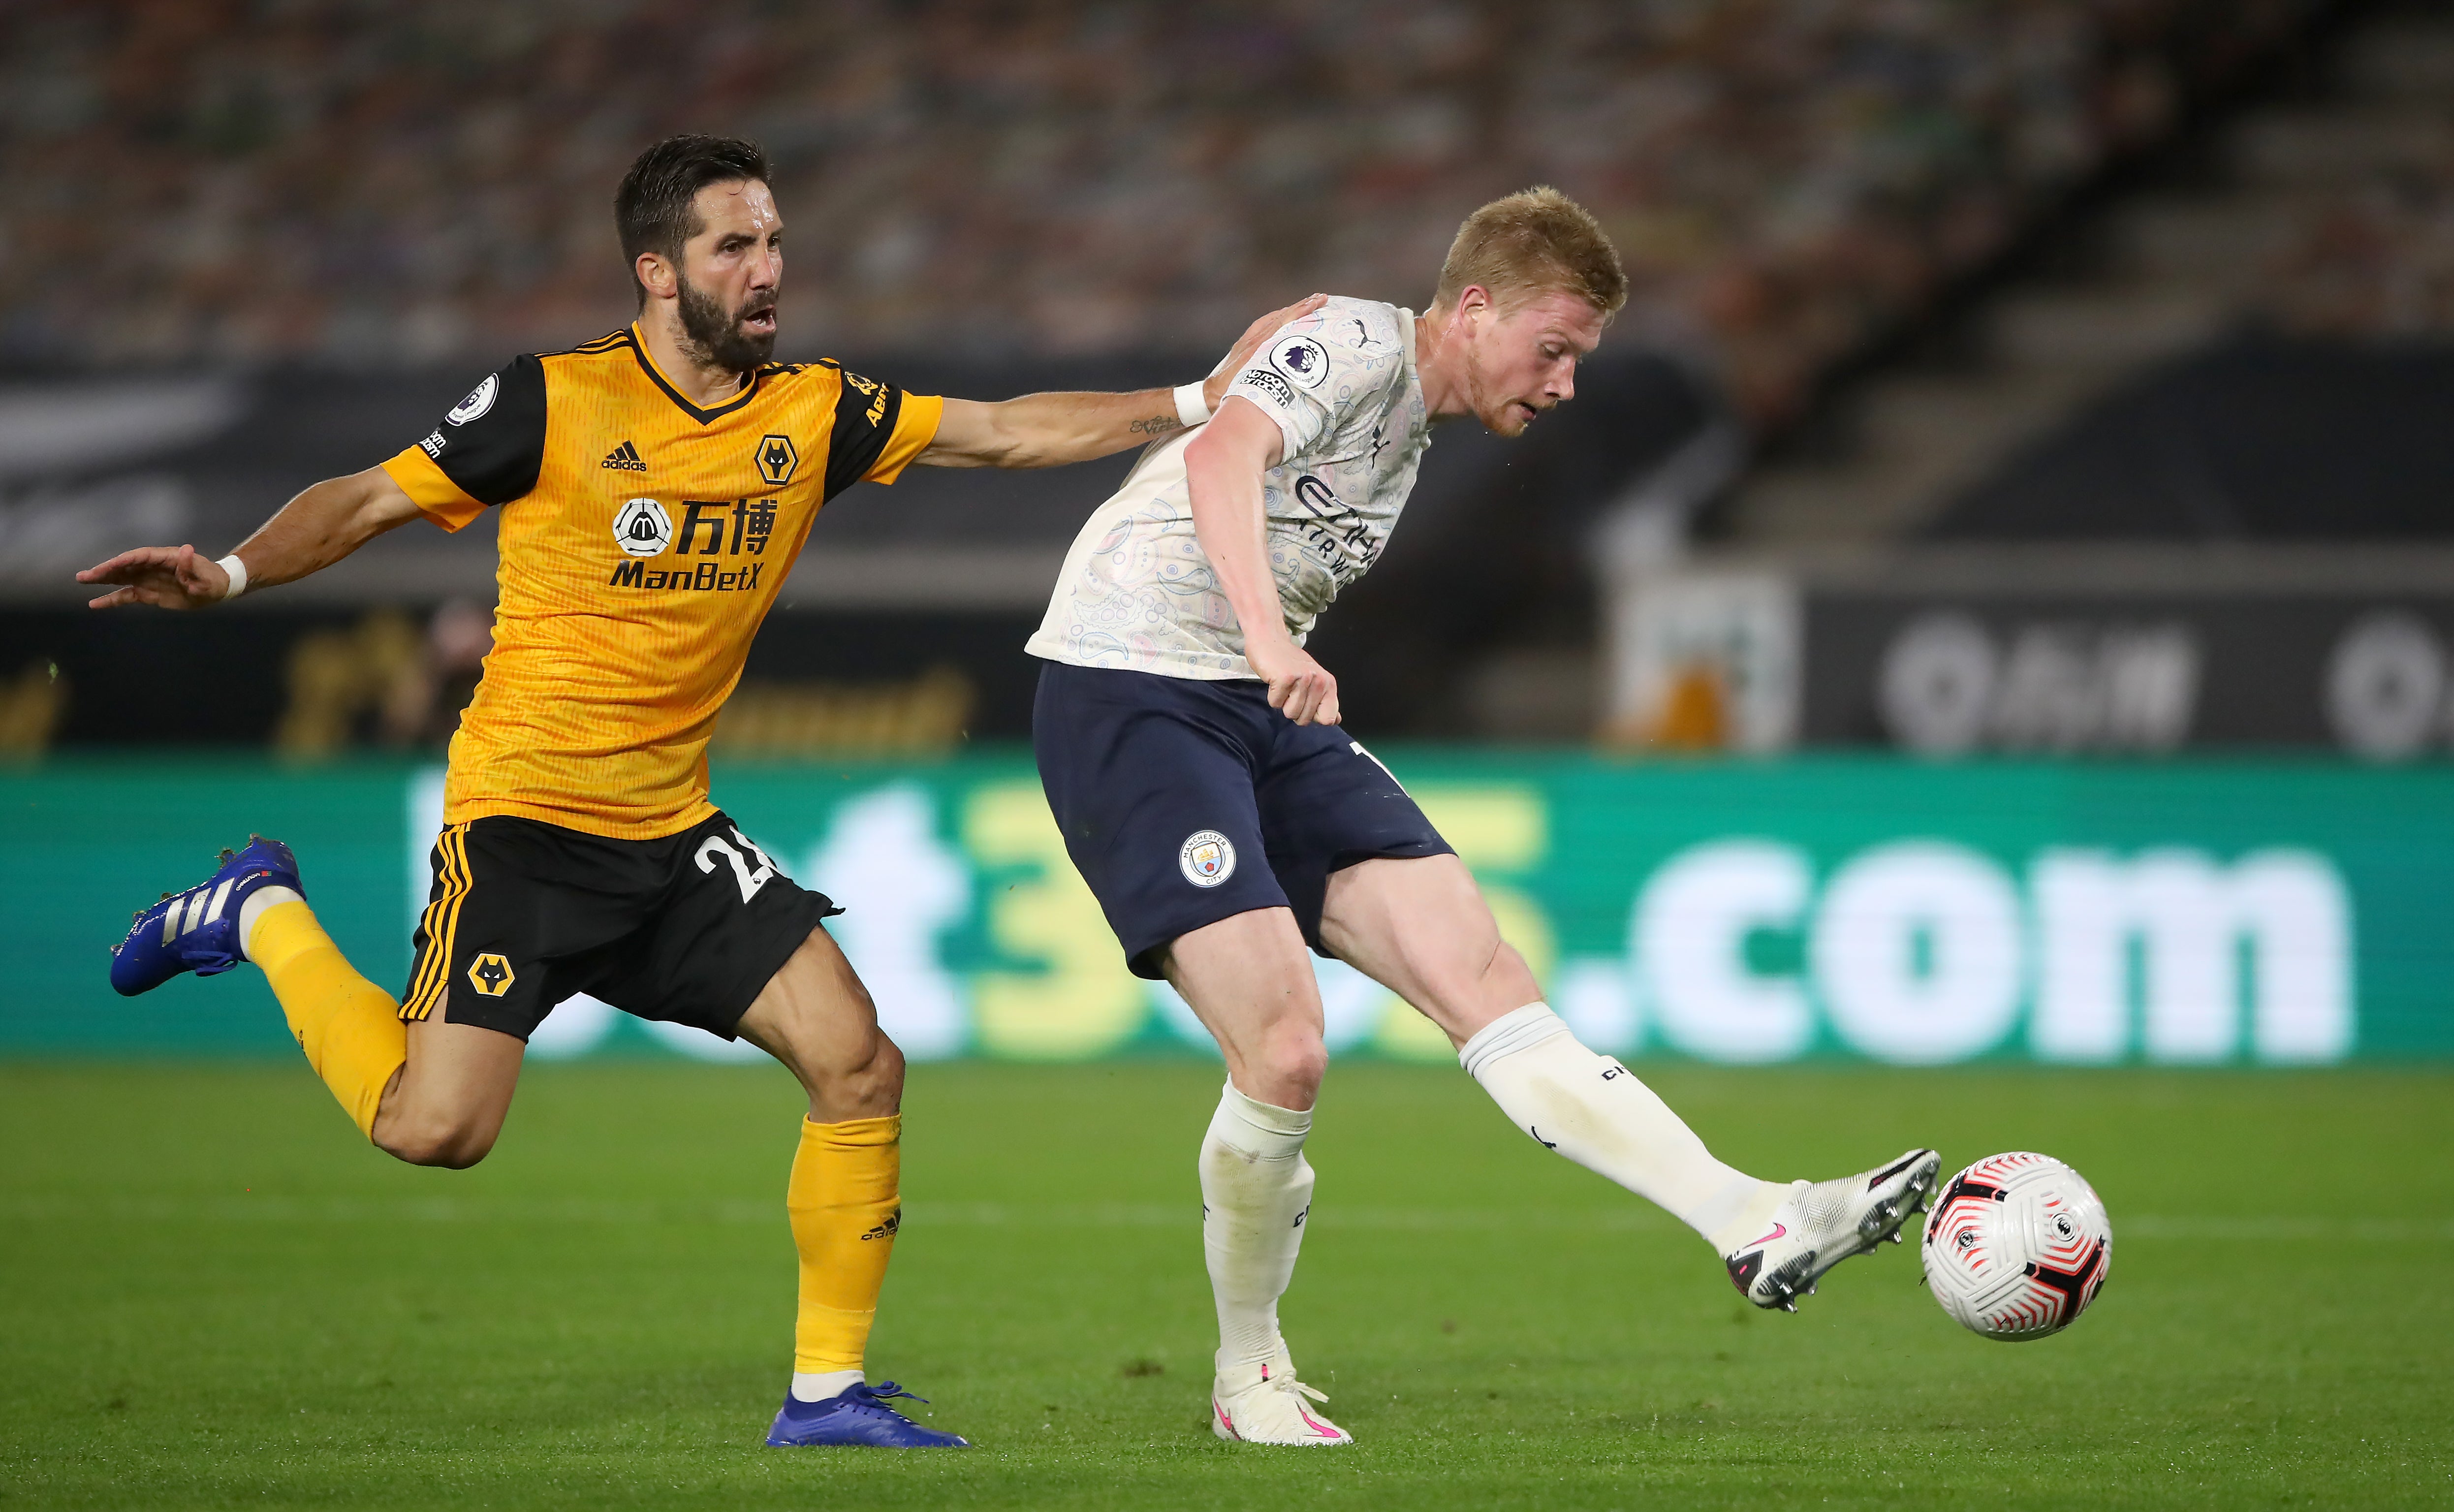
[1460,1003,1786,1252]
[236,885,304,960]
[1199,1079,1315,1372]
[789,1368,864,1403]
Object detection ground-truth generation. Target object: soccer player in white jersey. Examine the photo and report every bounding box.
[1027,188,1941,1446]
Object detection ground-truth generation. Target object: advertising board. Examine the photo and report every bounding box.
[7,755,2445,1062]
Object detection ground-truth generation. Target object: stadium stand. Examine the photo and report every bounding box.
[1924,335,2454,540]
[5,0,2410,751]
[0,0,2321,422]
[1920,3,2454,542]
[1636,3,2454,762]
[1731,0,2454,546]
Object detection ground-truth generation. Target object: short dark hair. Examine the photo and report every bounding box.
[615,134,773,308]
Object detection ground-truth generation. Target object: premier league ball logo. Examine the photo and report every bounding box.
[447,373,498,425]
[1179,830,1236,887]
[1271,336,1330,390]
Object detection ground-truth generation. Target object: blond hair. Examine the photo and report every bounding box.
[1433,186,1627,316]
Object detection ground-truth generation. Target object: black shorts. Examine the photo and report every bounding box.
[1032,660,1452,979]
[401,809,838,1041]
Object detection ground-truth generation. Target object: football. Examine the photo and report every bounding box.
[1921,1152,2112,1340]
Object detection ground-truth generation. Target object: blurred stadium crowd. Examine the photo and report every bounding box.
[12,0,2454,763]
[2246,78,2454,334]
[0,0,2341,419]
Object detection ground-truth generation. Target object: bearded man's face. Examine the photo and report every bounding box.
[667,178,783,373]
[677,268,776,373]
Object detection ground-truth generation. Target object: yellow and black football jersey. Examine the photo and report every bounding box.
[380,324,941,839]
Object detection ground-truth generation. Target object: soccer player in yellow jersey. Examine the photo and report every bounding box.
[77,134,1317,1449]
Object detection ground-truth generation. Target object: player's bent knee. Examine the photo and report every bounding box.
[1254,1025,1328,1103]
[837,1029,906,1109]
[740,946,907,1120]
[371,1092,506,1169]
[375,1120,498,1169]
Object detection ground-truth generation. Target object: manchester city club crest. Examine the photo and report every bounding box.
[1178,829,1236,888]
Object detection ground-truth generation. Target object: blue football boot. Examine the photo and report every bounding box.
[109,836,304,997]
[764,1382,970,1448]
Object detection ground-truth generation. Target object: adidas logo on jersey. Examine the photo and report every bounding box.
[600,440,648,472]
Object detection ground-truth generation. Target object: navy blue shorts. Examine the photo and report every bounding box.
[1032,660,1453,978]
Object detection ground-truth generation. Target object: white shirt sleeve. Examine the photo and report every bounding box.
[1223,309,1394,461]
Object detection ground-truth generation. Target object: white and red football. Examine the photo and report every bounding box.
[1921,1151,2111,1340]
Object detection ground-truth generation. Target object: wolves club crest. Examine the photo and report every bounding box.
[755,433,799,487]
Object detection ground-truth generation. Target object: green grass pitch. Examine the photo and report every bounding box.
[2,1060,2448,1510]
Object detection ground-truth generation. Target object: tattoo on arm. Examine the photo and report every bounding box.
[1128,414,1182,436]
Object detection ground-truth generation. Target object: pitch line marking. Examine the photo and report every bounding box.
[4,1196,2445,1241]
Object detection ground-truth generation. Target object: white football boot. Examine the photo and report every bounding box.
[1211,1346,1352,1446]
[1723,1148,1941,1312]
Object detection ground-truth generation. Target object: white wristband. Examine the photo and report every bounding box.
[216,554,249,600]
[1173,381,1212,429]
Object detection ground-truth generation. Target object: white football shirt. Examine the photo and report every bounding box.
[1026,296,1432,679]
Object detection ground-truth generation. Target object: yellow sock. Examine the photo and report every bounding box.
[788,1114,902,1374]
[245,900,408,1139]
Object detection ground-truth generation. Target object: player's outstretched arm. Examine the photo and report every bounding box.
[916,293,1326,470]
[77,465,425,610]
[1184,397,1340,727]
